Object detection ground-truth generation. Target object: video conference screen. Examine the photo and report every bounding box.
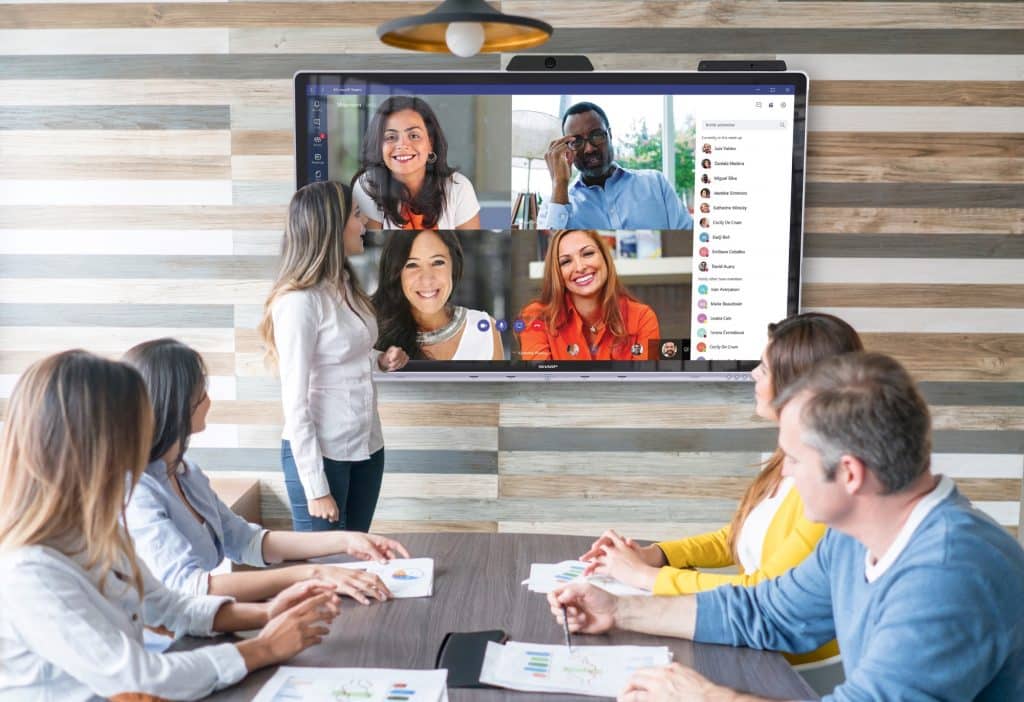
[294,71,807,378]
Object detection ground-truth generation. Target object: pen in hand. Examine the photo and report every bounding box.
[561,604,574,653]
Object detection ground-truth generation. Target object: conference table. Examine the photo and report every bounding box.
[193,533,818,701]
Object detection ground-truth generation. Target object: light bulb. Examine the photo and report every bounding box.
[445,22,485,57]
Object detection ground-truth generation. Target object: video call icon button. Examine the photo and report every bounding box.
[477,319,490,332]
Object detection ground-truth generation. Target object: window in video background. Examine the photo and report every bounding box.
[325,94,512,229]
[511,95,697,227]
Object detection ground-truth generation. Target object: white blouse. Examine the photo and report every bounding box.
[736,477,794,573]
[0,544,245,701]
[272,281,384,500]
[353,171,480,229]
[452,308,496,360]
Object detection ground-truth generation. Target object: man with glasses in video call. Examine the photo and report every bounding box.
[538,101,693,230]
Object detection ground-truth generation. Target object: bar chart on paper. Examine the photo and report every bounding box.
[251,667,449,702]
[480,641,672,697]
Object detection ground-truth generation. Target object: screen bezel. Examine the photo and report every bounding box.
[293,70,807,381]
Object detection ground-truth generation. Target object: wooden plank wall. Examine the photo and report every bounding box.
[0,1,1021,540]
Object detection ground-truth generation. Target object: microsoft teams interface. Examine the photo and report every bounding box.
[297,74,802,372]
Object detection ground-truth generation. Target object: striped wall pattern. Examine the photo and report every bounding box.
[0,1,1021,541]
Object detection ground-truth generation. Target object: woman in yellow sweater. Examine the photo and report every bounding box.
[580,312,862,669]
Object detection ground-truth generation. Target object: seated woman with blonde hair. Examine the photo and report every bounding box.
[517,229,660,361]
[0,350,339,700]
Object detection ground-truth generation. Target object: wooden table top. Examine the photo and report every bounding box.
[193,532,817,701]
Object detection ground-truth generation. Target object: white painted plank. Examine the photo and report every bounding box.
[229,28,392,54]
[187,423,239,449]
[805,307,1024,334]
[781,54,1024,81]
[808,106,1024,133]
[974,501,1021,526]
[233,230,285,256]
[934,454,1023,480]
[0,80,291,107]
[0,180,232,206]
[0,279,271,304]
[0,29,229,55]
[0,327,235,352]
[206,376,237,402]
[0,229,234,255]
[803,258,1024,285]
[0,131,230,157]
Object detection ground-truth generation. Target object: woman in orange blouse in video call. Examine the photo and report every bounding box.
[517,229,660,361]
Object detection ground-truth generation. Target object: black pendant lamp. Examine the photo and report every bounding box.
[378,0,553,57]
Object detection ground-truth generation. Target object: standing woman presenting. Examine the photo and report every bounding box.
[260,181,408,532]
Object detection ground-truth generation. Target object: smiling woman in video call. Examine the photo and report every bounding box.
[353,96,481,230]
[517,229,660,361]
[373,230,503,361]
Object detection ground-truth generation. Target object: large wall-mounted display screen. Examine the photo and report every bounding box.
[294,71,807,380]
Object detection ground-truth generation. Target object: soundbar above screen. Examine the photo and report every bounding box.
[294,71,808,380]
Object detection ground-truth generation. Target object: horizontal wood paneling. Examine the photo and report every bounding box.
[808,132,1024,158]
[811,81,1024,107]
[802,284,1024,309]
[806,157,1024,183]
[501,3,1024,30]
[0,1,1020,537]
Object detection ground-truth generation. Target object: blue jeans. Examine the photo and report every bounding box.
[281,441,385,532]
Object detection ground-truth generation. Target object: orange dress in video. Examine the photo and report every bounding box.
[517,296,661,361]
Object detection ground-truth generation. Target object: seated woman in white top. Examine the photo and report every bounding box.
[0,350,339,701]
[352,95,481,230]
[123,338,411,603]
[372,230,504,361]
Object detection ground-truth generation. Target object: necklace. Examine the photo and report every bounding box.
[417,306,466,346]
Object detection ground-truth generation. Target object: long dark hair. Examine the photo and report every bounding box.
[727,312,863,564]
[355,96,456,228]
[372,230,464,359]
[122,338,207,469]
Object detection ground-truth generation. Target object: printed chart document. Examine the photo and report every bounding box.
[333,557,434,598]
[252,667,449,702]
[524,560,652,596]
[479,641,672,698]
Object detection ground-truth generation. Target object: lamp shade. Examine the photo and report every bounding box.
[378,0,552,54]
[510,110,562,160]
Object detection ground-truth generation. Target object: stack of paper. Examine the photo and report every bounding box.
[479,641,673,698]
[523,560,653,596]
[332,557,435,598]
[252,667,449,702]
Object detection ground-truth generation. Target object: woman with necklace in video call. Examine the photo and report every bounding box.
[373,230,503,361]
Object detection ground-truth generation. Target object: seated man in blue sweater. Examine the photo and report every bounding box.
[549,352,1024,702]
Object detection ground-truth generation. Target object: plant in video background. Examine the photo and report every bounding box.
[616,114,696,212]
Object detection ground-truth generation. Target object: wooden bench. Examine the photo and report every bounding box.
[208,477,262,525]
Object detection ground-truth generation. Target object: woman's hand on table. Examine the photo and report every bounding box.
[340,532,411,562]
